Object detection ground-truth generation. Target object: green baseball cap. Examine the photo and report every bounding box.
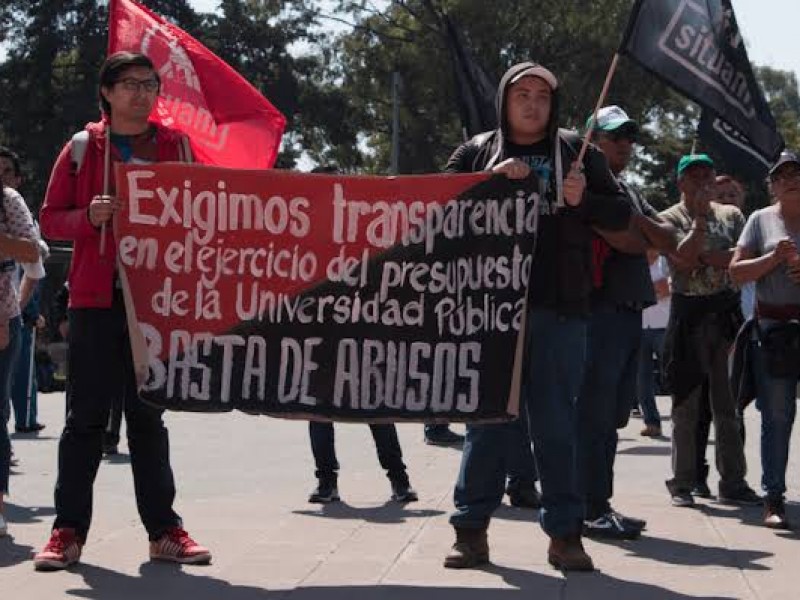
[677,153,714,177]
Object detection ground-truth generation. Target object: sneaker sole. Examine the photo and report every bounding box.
[309,495,341,504]
[34,558,79,571]
[443,554,490,569]
[583,528,641,541]
[150,552,212,565]
[392,494,419,503]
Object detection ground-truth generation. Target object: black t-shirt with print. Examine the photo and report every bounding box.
[504,140,576,311]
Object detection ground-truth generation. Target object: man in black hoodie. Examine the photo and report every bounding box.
[443,62,633,572]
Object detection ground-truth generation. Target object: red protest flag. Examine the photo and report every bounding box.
[108,0,286,168]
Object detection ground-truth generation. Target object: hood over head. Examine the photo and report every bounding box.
[496,62,560,145]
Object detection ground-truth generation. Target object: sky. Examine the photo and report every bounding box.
[187,0,800,82]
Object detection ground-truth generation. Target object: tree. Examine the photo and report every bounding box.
[0,1,109,207]
[329,0,676,174]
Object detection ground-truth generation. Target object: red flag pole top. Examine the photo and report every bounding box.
[108,0,286,169]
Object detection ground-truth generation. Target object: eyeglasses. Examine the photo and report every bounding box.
[115,78,160,94]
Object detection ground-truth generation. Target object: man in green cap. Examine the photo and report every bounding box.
[659,154,760,508]
[578,106,676,540]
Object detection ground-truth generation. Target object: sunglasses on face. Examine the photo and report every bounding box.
[772,167,800,183]
[604,130,637,144]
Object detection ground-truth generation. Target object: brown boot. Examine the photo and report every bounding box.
[443,526,489,569]
[547,535,594,571]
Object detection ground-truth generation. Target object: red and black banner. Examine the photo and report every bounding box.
[114,164,538,422]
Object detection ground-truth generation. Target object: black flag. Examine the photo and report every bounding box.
[620,0,784,161]
[698,110,771,180]
[443,17,497,138]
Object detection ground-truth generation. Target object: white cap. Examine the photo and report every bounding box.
[509,64,558,90]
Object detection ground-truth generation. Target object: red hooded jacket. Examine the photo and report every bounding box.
[40,120,191,309]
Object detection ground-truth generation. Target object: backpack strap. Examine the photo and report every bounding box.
[70,130,90,175]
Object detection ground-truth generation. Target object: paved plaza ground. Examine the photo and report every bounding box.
[1,393,798,599]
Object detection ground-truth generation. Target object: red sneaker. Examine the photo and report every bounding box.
[34,528,83,571]
[149,526,211,564]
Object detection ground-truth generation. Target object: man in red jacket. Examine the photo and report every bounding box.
[34,52,210,571]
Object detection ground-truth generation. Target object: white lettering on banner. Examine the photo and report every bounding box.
[710,118,771,166]
[332,339,481,413]
[142,328,483,413]
[127,172,312,246]
[332,184,538,253]
[147,328,267,403]
[659,0,754,118]
[278,338,321,406]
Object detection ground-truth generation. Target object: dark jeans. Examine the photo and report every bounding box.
[695,381,746,483]
[577,307,642,519]
[10,322,37,429]
[309,421,409,485]
[1,317,22,494]
[752,341,797,499]
[506,416,538,489]
[103,385,124,449]
[451,308,586,538]
[53,295,181,541]
[637,328,664,427]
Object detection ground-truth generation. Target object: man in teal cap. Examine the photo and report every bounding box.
[659,153,760,508]
[577,106,676,541]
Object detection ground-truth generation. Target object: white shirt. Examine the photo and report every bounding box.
[643,256,670,330]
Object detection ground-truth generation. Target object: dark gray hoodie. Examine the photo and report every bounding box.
[445,61,632,315]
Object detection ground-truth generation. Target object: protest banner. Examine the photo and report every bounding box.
[115,165,539,422]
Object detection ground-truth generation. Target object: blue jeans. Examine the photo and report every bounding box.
[577,307,642,519]
[506,416,538,489]
[451,308,587,538]
[10,322,37,429]
[638,328,664,427]
[752,342,797,499]
[1,317,22,494]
